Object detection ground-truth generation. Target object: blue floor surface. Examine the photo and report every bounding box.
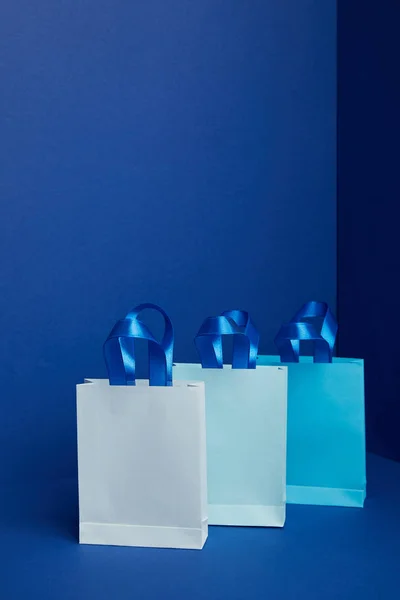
[1,453,399,599]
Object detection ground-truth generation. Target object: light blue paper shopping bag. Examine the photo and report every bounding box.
[258,301,366,508]
[174,310,288,527]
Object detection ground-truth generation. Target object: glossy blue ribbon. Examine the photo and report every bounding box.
[103,303,174,386]
[195,309,260,369]
[275,301,338,363]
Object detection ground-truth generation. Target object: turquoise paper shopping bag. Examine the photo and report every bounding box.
[258,301,366,508]
[174,310,288,527]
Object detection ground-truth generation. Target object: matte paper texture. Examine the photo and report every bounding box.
[173,364,288,527]
[257,356,366,507]
[77,379,208,549]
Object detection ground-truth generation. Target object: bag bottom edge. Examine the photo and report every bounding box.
[79,521,208,549]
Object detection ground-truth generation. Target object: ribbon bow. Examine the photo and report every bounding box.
[104,303,173,386]
[274,301,337,363]
[195,309,259,369]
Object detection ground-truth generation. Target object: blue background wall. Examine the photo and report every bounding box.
[337,1,400,461]
[0,1,336,482]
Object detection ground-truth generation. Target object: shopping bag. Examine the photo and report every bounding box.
[77,303,208,549]
[258,301,366,507]
[174,310,288,527]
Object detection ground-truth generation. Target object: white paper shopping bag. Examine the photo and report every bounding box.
[77,304,208,550]
[174,310,288,527]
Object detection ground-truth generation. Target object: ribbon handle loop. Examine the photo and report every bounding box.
[275,301,337,363]
[103,303,174,386]
[195,309,260,369]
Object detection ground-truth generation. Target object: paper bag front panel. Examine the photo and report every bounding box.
[257,356,366,507]
[173,364,288,527]
[77,379,207,549]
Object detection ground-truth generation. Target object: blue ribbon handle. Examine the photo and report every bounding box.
[103,303,174,386]
[195,309,260,369]
[275,301,338,363]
